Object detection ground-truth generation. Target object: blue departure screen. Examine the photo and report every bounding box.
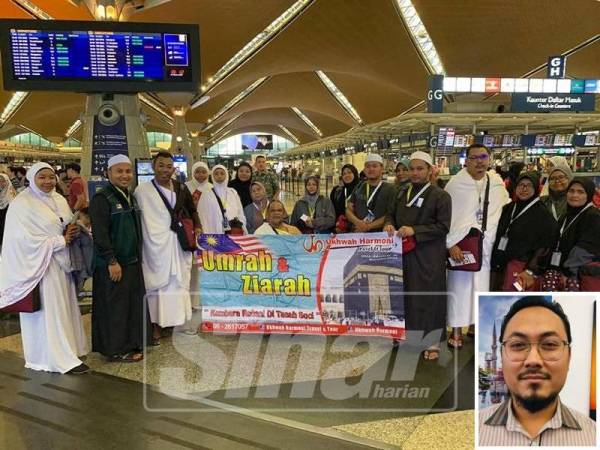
[9,28,191,82]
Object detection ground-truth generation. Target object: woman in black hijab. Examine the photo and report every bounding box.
[228,162,253,207]
[541,177,600,291]
[491,172,557,291]
[329,164,359,233]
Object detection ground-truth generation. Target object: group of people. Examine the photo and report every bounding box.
[0,144,599,373]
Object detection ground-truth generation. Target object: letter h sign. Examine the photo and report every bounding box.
[547,56,567,79]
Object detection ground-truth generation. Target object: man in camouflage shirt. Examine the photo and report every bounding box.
[252,155,280,200]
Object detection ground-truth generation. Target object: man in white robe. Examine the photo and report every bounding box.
[445,144,510,347]
[134,152,201,341]
[0,162,88,373]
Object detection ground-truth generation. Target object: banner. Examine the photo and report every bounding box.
[91,115,128,176]
[197,232,405,339]
[511,93,595,112]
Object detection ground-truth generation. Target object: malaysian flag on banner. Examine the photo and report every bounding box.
[196,234,269,266]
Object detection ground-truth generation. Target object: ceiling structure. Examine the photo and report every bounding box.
[0,0,599,151]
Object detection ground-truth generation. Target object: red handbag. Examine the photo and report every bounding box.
[0,285,41,313]
[448,175,489,272]
[402,236,416,253]
[580,262,600,292]
[503,260,541,291]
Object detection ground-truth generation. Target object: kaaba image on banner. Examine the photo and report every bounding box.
[341,249,404,326]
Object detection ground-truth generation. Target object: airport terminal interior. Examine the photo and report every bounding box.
[0,1,599,449]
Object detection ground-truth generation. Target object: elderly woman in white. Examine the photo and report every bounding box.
[0,162,88,374]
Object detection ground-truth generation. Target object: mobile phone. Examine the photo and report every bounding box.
[513,280,524,292]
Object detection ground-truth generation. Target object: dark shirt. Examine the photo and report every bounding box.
[348,180,396,231]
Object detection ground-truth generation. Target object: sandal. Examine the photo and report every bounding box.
[423,348,440,360]
[107,351,144,363]
[151,337,161,347]
[447,335,463,349]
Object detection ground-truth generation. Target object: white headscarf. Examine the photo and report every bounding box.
[25,162,62,217]
[185,161,212,193]
[0,173,17,209]
[211,164,229,198]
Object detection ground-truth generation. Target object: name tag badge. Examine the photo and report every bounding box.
[476,209,484,224]
[416,198,424,208]
[551,251,562,267]
[116,203,123,210]
[364,211,375,223]
[498,236,508,251]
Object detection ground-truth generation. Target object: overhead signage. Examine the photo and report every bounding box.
[91,116,128,176]
[511,93,595,112]
[427,74,443,113]
[547,56,567,79]
[442,76,600,94]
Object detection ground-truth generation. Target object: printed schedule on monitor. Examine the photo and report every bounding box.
[9,28,190,81]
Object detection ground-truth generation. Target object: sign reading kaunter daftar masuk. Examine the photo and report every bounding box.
[197,232,405,339]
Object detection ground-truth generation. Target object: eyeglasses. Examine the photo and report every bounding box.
[516,183,533,190]
[467,154,489,161]
[549,175,567,183]
[501,338,569,362]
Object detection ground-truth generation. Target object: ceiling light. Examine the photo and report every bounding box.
[316,71,363,125]
[393,0,445,74]
[202,77,268,129]
[0,92,29,127]
[65,118,82,138]
[139,93,174,126]
[199,0,313,93]
[210,113,243,137]
[292,107,322,137]
[12,0,53,19]
[190,95,211,109]
[278,124,300,144]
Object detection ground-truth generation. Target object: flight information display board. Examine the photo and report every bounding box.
[0,19,199,92]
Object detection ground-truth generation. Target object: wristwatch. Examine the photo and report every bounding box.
[108,257,118,266]
[524,269,534,277]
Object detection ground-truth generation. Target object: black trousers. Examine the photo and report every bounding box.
[92,263,152,356]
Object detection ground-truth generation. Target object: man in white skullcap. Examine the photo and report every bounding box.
[384,151,452,360]
[346,153,396,232]
[89,154,152,362]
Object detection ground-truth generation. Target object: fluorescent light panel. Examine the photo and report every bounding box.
[278,124,300,144]
[204,77,268,130]
[210,114,242,137]
[315,70,363,125]
[394,0,445,74]
[12,0,53,19]
[201,0,312,93]
[0,92,29,127]
[291,107,322,137]
[65,119,82,138]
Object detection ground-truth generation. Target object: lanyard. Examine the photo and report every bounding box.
[551,202,557,221]
[365,181,383,208]
[505,198,540,235]
[114,185,131,206]
[254,202,267,218]
[559,203,593,237]
[406,183,430,207]
[344,187,349,207]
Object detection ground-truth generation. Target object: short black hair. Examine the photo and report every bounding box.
[152,151,174,164]
[66,162,81,173]
[255,155,266,161]
[499,296,572,344]
[466,143,491,157]
[13,166,26,176]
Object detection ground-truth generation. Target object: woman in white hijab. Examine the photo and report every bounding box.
[0,173,17,250]
[0,162,88,374]
[197,164,246,234]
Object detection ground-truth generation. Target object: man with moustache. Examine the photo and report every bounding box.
[479,296,596,446]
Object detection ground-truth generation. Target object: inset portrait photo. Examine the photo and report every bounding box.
[477,293,597,447]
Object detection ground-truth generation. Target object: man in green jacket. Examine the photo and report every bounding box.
[89,154,151,362]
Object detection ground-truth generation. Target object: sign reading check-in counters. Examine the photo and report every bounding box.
[512,93,596,112]
[196,233,405,339]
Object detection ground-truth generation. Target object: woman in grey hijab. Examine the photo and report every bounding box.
[290,176,336,234]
